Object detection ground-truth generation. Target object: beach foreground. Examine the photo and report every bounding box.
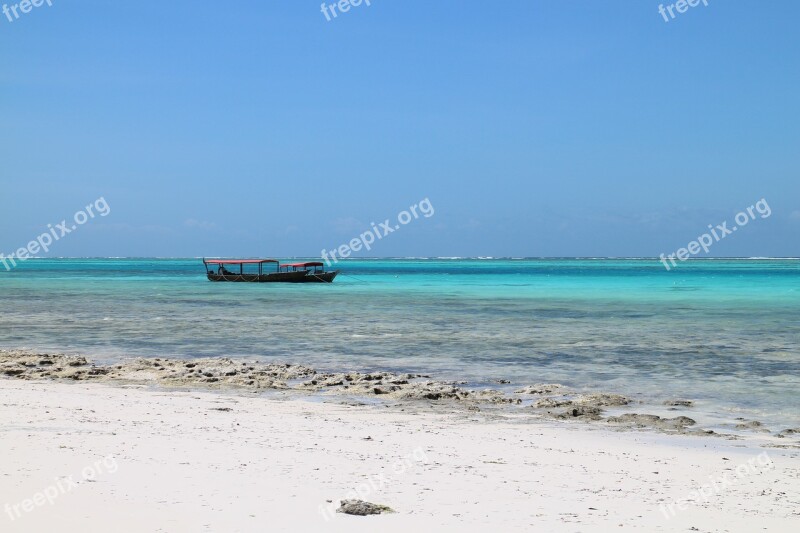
[1,377,798,532]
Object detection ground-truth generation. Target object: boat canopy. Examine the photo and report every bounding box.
[204,259,279,264]
[283,262,324,268]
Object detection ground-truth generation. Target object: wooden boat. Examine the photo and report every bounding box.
[203,259,338,283]
[280,262,338,283]
[204,259,308,283]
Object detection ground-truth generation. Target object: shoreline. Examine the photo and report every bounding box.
[1,349,798,446]
[2,376,799,531]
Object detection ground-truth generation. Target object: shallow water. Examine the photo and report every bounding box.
[1,258,798,432]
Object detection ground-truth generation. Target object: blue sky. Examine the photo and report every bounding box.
[1,0,798,258]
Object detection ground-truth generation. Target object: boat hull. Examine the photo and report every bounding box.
[300,271,338,283]
[206,271,309,283]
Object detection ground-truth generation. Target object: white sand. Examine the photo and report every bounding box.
[0,379,797,532]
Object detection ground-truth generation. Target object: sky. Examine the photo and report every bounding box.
[1,0,798,258]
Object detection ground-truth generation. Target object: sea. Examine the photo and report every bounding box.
[2,258,798,433]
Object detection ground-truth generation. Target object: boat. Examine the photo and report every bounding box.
[203,259,307,283]
[279,262,338,283]
[202,259,338,283]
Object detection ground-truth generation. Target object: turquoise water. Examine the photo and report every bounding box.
[1,258,798,431]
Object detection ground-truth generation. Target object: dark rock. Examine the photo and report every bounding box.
[668,416,696,427]
[534,397,573,408]
[575,393,629,407]
[553,406,603,420]
[515,384,563,395]
[606,413,696,430]
[336,499,394,516]
[734,420,769,432]
[664,399,693,407]
[607,414,659,425]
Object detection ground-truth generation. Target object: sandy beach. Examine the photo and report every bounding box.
[1,354,798,532]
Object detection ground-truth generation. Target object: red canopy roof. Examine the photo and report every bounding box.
[284,262,323,268]
[205,259,278,264]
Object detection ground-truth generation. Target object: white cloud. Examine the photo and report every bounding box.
[462,219,482,229]
[331,217,363,234]
[184,219,217,230]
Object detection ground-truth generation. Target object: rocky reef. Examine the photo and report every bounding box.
[2,349,796,442]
